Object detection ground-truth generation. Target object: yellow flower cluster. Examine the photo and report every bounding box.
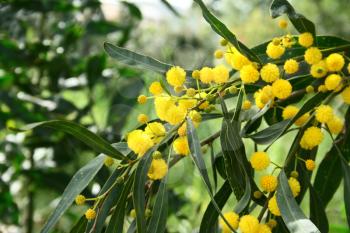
[220,213,273,233]
[148,158,168,180]
[250,151,270,170]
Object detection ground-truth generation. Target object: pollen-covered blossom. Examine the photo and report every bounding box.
[282,105,299,120]
[238,215,259,233]
[298,32,314,47]
[304,47,322,65]
[327,116,344,134]
[266,41,285,59]
[199,67,214,84]
[173,136,190,156]
[284,59,299,74]
[300,126,324,150]
[315,104,334,123]
[341,86,350,104]
[213,65,229,84]
[272,79,292,99]
[260,63,280,83]
[268,195,281,216]
[127,130,154,156]
[147,158,168,180]
[149,81,163,95]
[145,122,166,143]
[305,159,316,171]
[219,212,239,232]
[166,66,186,87]
[240,64,260,84]
[310,60,328,78]
[260,175,278,192]
[85,208,96,220]
[325,74,342,91]
[225,47,251,70]
[288,177,301,197]
[250,151,270,170]
[326,53,345,71]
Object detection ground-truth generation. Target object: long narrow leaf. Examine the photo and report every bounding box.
[41,155,106,233]
[276,171,320,233]
[10,120,125,160]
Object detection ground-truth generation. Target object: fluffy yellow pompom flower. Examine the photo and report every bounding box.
[178,99,197,111]
[104,157,114,167]
[304,47,322,65]
[341,86,350,104]
[266,42,285,59]
[214,50,224,59]
[310,60,328,78]
[284,59,299,74]
[260,63,280,83]
[149,81,163,95]
[282,35,294,48]
[186,88,196,97]
[145,122,166,143]
[258,224,272,233]
[137,114,149,124]
[225,51,251,70]
[268,195,281,216]
[254,85,274,109]
[240,64,260,84]
[219,212,239,232]
[75,194,86,205]
[154,96,174,121]
[300,127,324,150]
[326,53,345,72]
[288,177,301,197]
[250,151,270,170]
[278,19,288,29]
[166,66,186,87]
[325,74,342,91]
[238,215,259,233]
[199,67,214,84]
[315,104,333,123]
[242,100,252,110]
[294,112,310,126]
[137,95,147,104]
[148,158,168,180]
[272,79,292,99]
[189,110,202,123]
[177,123,187,136]
[327,116,344,134]
[192,70,200,79]
[213,65,229,84]
[173,136,190,156]
[305,159,316,171]
[282,105,299,120]
[267,219,277,229]
[85,208,96,220]
[165,105,186,125]
[298,32,314,48]
[127,130,154,156]
[318,85,328,93]
[260,175,278,192]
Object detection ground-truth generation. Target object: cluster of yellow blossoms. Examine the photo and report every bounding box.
[219,212,277,233]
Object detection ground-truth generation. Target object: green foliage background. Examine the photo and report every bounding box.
[0,0,349,233]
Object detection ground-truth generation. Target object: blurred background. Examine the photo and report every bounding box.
[0,0,349,232]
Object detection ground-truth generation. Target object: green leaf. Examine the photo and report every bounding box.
[40,155,106,233]
[193,0,260,63]
[276,171,320,233]
[233,175,251,214]
[187,118,213,193]
[160,0,180,16]
[147,179,168,233]
[241,102,271,136]
[69,216,87,233]
[314,144,342,207]
[86,168,126,233]
[104,42,192,75]
[270,0,315,36]
[199,181,231,233]
[133,149,155,233]
[341,158,350,228]
[187,118,237,233]
[10,120,125,160]
[308,178,329,233]
[105,173,134,233]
